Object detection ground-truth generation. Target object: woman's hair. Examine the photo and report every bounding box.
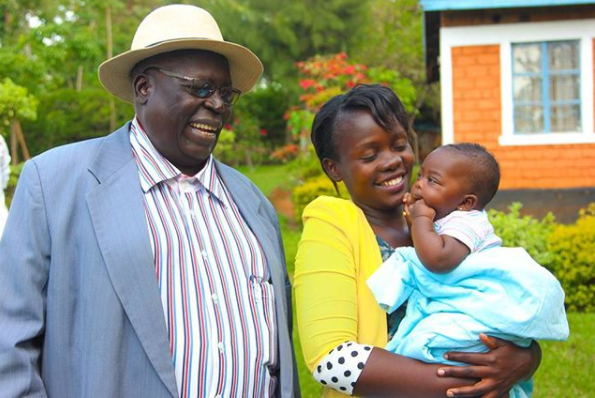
[442,143,500,208]
[310,84,415,191]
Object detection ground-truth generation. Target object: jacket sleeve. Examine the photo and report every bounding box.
[0,159,49,397]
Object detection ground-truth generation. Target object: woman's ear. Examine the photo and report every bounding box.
[322,158,342,182]
[459,194,478,211]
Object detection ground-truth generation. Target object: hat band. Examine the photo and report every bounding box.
[145,37,214,48]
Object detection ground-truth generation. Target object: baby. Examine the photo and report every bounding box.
[367,143,568,398]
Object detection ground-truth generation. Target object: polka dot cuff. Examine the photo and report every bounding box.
[313,341,373,395]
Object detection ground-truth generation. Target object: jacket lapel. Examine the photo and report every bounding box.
[85,124,178,398]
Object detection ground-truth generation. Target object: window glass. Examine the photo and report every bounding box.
[513,44,541,73]
[515,105,544,134]
[512,40,580,134]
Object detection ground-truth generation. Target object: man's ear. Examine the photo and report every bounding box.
[459,194,478,211]
[322,158,342,182]
[133,73,151,105]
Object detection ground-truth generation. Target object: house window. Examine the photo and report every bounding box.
[512,40,581,134]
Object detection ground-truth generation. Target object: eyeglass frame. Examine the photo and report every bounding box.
[142,67,242,106]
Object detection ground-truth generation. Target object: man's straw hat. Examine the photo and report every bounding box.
[98,4,263,103]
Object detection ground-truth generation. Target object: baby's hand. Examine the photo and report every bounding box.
[403,192,413,206]
[407,198,436,221]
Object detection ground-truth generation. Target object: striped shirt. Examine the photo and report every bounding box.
[434,210,502,253]
[130,119,277,398]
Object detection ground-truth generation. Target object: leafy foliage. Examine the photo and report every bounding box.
[5,162,24,208]
[207,0,370,88]
[0,78,39,128]
[547,204,595,312]
[286,52,417,158]
[488,202,556,267]
[291,174,345,223]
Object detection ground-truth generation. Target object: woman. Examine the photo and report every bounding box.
[294,84,541,397]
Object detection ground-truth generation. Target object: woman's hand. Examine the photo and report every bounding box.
[437,334,541,398]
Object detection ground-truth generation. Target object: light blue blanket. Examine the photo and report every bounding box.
[367,246,569,398]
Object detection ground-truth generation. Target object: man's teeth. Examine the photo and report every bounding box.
[380,176,403,187]
[190,123,217,132]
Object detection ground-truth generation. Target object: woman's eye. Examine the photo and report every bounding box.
[361,154,377,162]
[393,142,409,151]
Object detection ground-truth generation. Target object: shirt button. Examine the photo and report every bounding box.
[212,294,218,303]
[218,342,224,352]
[201,251,208,258]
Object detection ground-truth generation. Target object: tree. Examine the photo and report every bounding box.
[351,0,440,122]
[207,0,371,88]
[0,78,38,164]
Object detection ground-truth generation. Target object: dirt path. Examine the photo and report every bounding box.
[268,187,294,220]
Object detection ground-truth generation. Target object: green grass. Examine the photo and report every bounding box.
[237,163,299,197]
[245,164,595,398]
[533,312,595,397]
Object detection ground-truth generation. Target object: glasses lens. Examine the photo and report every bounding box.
[220,87,240,105]
[195,82,216,99]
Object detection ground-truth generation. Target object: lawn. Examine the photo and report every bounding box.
[246,164,594,398]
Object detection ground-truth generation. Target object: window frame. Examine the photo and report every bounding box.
[511,40,582,135]
[440,19,595,146]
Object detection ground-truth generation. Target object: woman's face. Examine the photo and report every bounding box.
[323,110,414,214]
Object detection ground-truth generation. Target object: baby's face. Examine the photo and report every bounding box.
[411,147,471,220]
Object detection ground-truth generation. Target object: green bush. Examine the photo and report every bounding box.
[5,162,23,208]
[291,174,345,223]
[488,202,557,267]
[547,204,595,312]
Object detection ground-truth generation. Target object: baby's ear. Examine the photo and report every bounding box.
[322,158,342,182]
[459,195,478,211]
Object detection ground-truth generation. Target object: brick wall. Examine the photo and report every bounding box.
[451,44,595,189]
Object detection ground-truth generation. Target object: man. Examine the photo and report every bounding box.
[0,5,299,397]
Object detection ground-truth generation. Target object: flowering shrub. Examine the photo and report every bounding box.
[296,53,369,110]
[286,52,417,158]
[270,144,299,163]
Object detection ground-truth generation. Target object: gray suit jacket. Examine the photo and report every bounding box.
[0,123,299,397]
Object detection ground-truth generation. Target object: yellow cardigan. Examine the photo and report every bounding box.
[294,196,388,398]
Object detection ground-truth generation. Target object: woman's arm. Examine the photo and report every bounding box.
[354,348,475,397]
[438,334,542,398]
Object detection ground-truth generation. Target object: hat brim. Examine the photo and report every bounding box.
[98,38,264,103]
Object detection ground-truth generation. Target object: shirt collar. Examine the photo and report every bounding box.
[129,118,224,201]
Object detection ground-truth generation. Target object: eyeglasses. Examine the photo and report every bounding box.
[144,67,241,106]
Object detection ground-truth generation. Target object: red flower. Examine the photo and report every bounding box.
[299,79,318,90]
[344,65,356,75]
[260,128,268,137]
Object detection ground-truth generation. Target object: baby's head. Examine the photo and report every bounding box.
[412,143,500,220]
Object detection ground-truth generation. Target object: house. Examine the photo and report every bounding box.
[419,0,595,222]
